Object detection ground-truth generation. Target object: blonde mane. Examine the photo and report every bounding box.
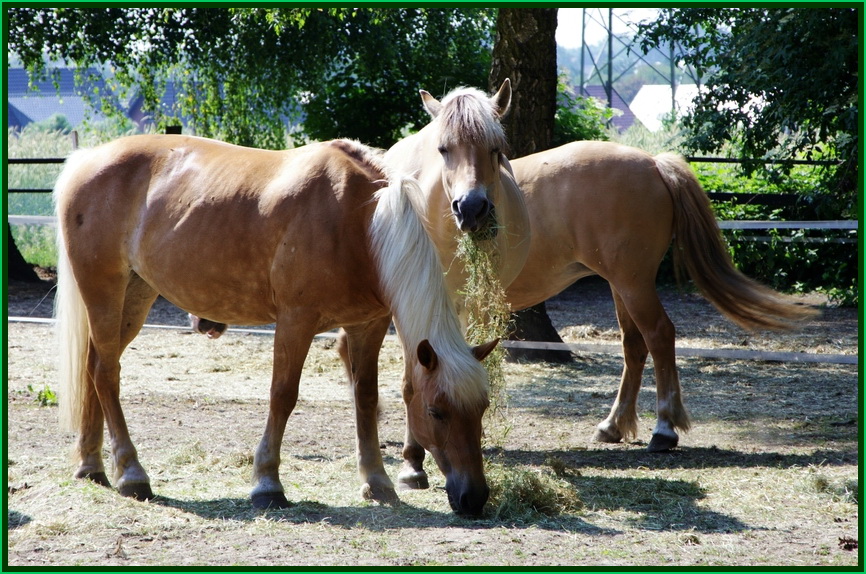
[436,87,507,150]
[369,177,489,412]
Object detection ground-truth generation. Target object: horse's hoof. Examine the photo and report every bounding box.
[251,491,291,510]
[75,470,112,488]
[360,482,399,504]
[592,426,622,444]
[397,469,429,491]
[647,433,679,452]
[118,482,155,501]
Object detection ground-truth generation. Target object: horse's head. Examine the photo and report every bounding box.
[420,79,511,234]
[405,338,499,516]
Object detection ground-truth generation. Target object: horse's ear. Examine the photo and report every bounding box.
[420,90,443,118]
[471,338,500,362]
[490,79,511,118]
[417,339,439,372]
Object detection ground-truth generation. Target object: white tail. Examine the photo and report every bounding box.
[53,163,90,432]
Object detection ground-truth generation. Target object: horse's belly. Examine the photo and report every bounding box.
[135,266,279,326]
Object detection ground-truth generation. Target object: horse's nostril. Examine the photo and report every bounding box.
[451,199,461,215]
[478,198,491,218]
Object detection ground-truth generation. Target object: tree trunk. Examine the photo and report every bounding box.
[7,226,41,283]
[490,8,572,362]
[489,8,558,158]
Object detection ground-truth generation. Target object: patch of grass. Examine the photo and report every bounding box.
[9,224,58,268]
[28,383,58,407]
[484,460,583,521]
[167,441,208,466]
[807,472,858,504]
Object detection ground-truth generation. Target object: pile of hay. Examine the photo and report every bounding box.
[484,459,583,521]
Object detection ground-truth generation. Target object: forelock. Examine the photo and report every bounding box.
[436,88,506,149]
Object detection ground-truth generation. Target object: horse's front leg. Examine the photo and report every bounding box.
[397,361,429,490]
[251,317,316,509]
[339,318,398,503]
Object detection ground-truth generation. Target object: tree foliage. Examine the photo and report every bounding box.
[552,78,614,147]
[637,7,859,215]
[8,7,495,149]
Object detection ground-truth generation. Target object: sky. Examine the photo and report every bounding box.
[556,8,659,49]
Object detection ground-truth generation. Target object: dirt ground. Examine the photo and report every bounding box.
[5,276,860,567]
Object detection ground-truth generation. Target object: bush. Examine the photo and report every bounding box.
[609,124,857,306]
[552,76,614,146]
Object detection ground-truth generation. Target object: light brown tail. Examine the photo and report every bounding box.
[53,152,91,432]
[654,152,818,331]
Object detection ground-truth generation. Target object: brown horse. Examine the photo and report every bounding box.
[388,139,817,493]
[53,134,497,515]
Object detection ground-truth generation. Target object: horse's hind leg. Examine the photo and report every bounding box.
[339,318,397,503]
[76,273,158,499]
[594,288,647,444]
[606,283,689,452]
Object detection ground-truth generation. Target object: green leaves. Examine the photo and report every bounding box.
[637,8,858,214]
[9,8,495,150]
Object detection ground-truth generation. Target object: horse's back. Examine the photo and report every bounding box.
[55,135,388,326]
[507,141,676,307]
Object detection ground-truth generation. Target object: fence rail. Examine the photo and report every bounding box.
[11,215,857,231]
[8,315,856,365]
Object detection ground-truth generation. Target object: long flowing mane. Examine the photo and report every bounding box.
[435,87,508,150]
[369,178,488,412]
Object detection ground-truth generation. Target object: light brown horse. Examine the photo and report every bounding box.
[382,81,531,489]
[389,139,817,492]
[506,141,817,451]
[383,79,531,304]
[53,134,497,515]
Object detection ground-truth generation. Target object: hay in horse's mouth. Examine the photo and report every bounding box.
[455,225,512,436]
[467,207,499,241]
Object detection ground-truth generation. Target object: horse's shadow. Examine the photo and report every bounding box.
[490,444,855,472]
[7,510,32,530]
[150,494,622,534]
[149,469,749,536]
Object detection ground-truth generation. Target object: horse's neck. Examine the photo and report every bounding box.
[385,133,425,178]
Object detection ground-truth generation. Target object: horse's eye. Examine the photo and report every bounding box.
[428,407,446,421]
[437,145,448,156]
[491,147,501,155]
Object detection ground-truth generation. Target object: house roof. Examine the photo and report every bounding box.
[7,102,32,130]
[7,68,110,129]
[8,95,104,127]
[7,67,107,96]
[629,84,700,132]
[577,84,641,132]
[8,67,193,130]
